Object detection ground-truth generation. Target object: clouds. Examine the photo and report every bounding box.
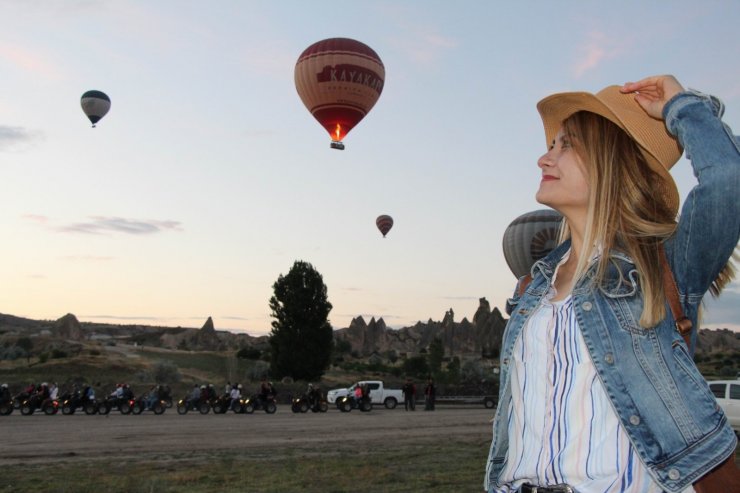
[572,30,623,79]
[0,125,42,151]
[24,214,182,236]
[58,217,183,235]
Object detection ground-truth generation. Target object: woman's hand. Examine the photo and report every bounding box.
[620,75,685,120]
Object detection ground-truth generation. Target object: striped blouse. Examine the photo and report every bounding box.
[493,278,695,492]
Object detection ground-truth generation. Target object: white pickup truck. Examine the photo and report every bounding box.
[326,380,404,410]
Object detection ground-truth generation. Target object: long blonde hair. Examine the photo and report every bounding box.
[560,111,677,327]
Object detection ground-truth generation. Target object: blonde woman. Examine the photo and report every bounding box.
[485,76,739,493]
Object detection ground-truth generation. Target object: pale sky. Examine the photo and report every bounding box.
[2,1,739,336]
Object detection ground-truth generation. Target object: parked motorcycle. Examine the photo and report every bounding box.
[0,390,14,416]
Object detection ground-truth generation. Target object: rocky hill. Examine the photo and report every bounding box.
[1,301,738,360]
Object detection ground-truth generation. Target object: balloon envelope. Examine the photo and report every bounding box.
[376,215,393,237]
[502,209,563,278]
[295,38,384,146]
[80,90,111,127]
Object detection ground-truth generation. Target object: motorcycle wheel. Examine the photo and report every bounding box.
[119,402,132,415]
[339,400,352,413]
[244,403,255,414]
[360,401,372,412]
[153,403,165,415]
[198,403,210,415]
[291,403,300,413]
[43,404,57,415]
[0,403,13,415]
[319,401,328,413]
[299,402,309,413]
[62,404,74,415]
[84,403,97,415]
[165,398,173,409]
[213,403,224,414]
[98,404,110,415]
[177,404,188,415]
[21,403,34,415]
[132,404,143,415]
[265,402,277,414]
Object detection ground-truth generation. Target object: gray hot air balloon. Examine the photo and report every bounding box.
[502,209,563,279]
[80,90,111,127]
[376,215,393,237]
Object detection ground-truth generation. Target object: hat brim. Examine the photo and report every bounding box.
[536,86,682,216]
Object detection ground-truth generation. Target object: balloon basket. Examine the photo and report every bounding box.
[330,141,345,150]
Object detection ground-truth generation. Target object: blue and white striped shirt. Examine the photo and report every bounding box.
[494,284,694,493]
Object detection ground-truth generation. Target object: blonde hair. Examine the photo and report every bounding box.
[560,112,678,327]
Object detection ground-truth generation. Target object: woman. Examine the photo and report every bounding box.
[485,75,739,493]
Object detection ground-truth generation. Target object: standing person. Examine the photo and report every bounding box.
[424,378,435,411]
[402,378,416,411]
[485,76,739,493]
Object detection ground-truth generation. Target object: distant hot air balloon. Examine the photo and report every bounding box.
[295,38,385,150]
[376,215,394,238]
[502,209,563,278]
[80,90,111,127]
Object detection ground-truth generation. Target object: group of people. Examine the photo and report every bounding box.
[401,377,436,411]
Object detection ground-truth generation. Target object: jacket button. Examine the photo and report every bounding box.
[630,415,641,425]
[604,354,614,364]
[668,469,680,480]
[582,301,592,311]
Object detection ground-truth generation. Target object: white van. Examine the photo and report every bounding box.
[707,379,740,434]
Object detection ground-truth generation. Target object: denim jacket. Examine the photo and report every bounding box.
[485,91,740,493]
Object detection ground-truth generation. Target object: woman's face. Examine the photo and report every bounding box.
[536,127,590,215]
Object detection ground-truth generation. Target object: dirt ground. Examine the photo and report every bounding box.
[1,405,494,466]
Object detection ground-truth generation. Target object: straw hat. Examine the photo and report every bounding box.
[536,85,683,216]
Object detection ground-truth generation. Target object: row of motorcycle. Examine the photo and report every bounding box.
[0,389,329,416]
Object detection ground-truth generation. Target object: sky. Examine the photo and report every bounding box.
[1,0,739,337]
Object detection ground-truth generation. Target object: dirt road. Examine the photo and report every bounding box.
[1,406,494,465]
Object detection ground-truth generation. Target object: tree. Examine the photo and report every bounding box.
[268,260,333,381]
[427,337,444,377]
[16,337,33,365]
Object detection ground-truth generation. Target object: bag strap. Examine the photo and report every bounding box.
[515,246,693,348]
[659,245,694,349]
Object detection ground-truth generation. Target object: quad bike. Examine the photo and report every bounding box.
[97,396,134,415]
[337,394,372,412]
[176,396,211,415]
[131,395,166,415]
[291,393,328,413]
[21,395,59,415]
[243,394,277,414]
[59,391,97,415]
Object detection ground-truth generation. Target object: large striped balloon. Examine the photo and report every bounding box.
[295,38,384,149]
[502,209,563,278]
[376,215,394,238]
[80,90,111,127]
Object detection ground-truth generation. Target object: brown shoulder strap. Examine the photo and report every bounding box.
[659,246,694,349]
[517,274,532,297]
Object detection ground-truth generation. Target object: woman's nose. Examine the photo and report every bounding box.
[537,151,553,169]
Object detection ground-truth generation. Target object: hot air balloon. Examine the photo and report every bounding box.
[376,215,393,238]
[502,209,563,278]
[295,38,385,150]
[80,90,111,127]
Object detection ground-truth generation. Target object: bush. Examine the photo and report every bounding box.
[153,361,181,384]
[236,347,262,360]
[51,349,68,359]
